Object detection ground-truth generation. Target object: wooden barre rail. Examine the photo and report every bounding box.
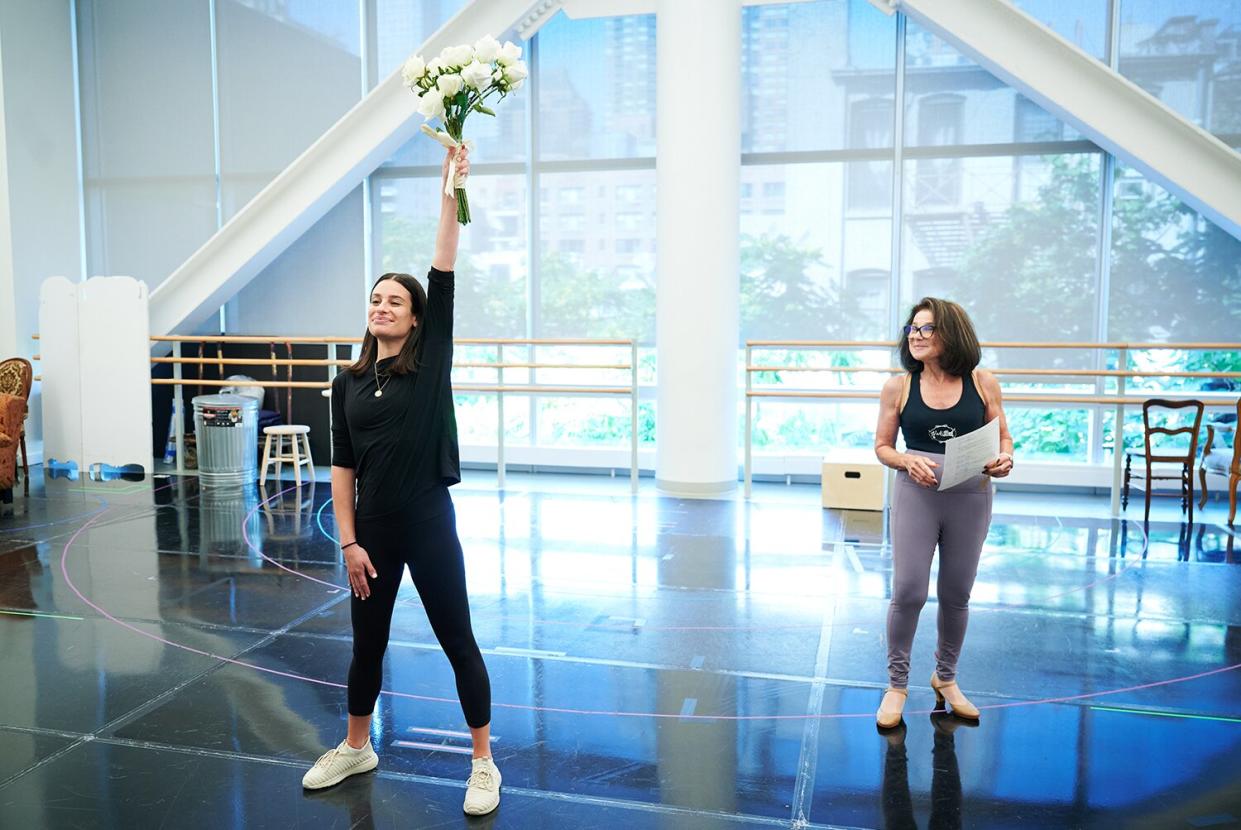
[39,332,1233,349]
[455,362,632,371]
[142,335,635,346]
[746,390,1239,406]
[747,340,1241,350]
[152,379,330,389]
[138,355,1236,378]
[150,335,357,344]
[151,357,632,371]
[153,357,350,367]
[747,365,1241,380]
[37,333,634,346]
[455,385,632,395]
[742,338,1241,502]
[147,336,643,494]
[153,378,634,395]
[455,338,634,346]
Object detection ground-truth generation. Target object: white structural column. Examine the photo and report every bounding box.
[0,32,15,358]
[654,0,741,496]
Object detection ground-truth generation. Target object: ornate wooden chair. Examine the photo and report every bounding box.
[1122,399,1204,525]
[0,358,32,497]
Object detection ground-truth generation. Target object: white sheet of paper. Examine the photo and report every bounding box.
[937,417,1000,491]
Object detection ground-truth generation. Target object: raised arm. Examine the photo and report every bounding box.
[431,146,468,271]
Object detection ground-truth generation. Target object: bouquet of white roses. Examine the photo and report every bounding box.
[403,35,528,225]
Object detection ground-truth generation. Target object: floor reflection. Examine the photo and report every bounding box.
[0,469,1238,828]
[881,712,967,830]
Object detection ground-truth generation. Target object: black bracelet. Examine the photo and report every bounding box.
[341,541,358,551]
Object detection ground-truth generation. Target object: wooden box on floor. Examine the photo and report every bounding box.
[821,451,887,512]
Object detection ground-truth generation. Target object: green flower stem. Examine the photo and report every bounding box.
[441,85,505,225]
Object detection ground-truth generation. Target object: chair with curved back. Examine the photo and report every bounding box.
[1198,397,1240,526]
[0,358,32,497]
[1122,398,1205,526]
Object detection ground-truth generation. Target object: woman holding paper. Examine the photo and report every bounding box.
[872,298,1013,729]
[301,146,502,817]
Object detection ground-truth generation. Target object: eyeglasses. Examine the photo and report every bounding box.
[903,324,936,339]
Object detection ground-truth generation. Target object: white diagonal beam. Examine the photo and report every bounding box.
[873,0,1241,239]
[149,0,560,336]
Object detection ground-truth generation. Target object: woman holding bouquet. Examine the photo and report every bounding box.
[301,145,500,816]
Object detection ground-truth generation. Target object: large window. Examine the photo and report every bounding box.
[1119,1,1241,138]
[217,0,361,216]
[374,0,469,89]
[1013,0,1110,59]
[532,14,657,450]
[896,17,1111,463]
[78,1,1238,471]
[913,95,963,207]
[537,14,656,160]
[742,163,891,342]
[537,171,654,341]
[372,10,657,454]
[742,0,896,154]
[1108,164,1241,343]
[740,0,1237,468]
[374,175,528,339]
[741,1,897,457]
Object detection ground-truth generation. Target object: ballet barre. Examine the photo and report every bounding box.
[743,339,1241,511]
[147,335,640,492]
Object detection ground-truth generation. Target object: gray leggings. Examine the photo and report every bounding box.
[887,450,993,689]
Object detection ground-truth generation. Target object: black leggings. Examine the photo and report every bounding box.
[347,502,491,728]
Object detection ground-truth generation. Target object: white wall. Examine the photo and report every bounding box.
[230,186,366,336]
[76,0,217,294]
[0,0,83,453]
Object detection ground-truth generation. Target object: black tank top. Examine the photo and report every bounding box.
[899,371,986,453]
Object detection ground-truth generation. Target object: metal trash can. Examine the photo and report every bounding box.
[198,483,259,555]
[192,394,259,486]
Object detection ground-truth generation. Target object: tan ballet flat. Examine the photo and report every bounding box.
[930,673,980,720]
[876,687,909,729]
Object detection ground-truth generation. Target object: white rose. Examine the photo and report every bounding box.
[507,78,524,92]
[498,40,523,66]
[415,88,445,120]
[441,44,473,67]
[473,34,501,64]
[461,60,494,90]
[401,54,426,87]
[437,72,464,97]
[503,60,528,84]
[426,57,445,76]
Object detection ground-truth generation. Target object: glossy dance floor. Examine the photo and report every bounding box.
[1,469,1240,829]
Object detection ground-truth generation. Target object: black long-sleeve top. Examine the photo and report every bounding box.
[330,267,460,522]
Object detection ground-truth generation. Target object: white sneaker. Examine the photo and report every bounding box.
[302,739,378,790]
[463,756,501,815]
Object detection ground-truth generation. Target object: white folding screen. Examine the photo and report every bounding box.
[39,276,153,475]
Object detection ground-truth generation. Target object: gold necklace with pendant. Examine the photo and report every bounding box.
[373,360,393,398]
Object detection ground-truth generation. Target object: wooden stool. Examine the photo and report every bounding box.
[260,425,314,487]
[260,482,315,541]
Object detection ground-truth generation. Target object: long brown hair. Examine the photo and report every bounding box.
[897,297,981,377]
[348,273,428,376]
